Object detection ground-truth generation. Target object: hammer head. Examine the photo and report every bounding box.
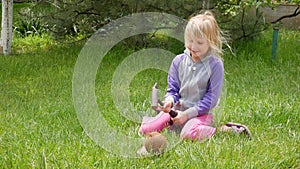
[151,83,158,110]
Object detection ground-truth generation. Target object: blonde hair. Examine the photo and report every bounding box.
[184,11,226,57]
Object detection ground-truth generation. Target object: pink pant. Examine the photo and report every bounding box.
[139,112,216,141]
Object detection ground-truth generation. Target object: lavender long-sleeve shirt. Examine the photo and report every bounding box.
[164,49,224,119]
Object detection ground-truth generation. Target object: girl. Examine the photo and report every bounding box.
[139,11,225,141]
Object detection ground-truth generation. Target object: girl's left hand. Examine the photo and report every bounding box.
[172,111,188,125]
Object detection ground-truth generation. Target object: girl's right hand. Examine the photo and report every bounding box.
[162,101,172,113]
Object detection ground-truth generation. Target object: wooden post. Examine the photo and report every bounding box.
[1,0,13,56]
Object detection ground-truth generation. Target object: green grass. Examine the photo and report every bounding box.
[1,27,299,168]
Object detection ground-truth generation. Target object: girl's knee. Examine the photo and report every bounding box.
[139,124,160,135]
[181,125,216,141]
[139,113,171,135]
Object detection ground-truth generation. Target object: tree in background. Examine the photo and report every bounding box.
[1,0,13,56]
[18,0,300,43]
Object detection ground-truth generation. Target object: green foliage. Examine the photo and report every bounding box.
[13,17,47,37]
[25,0,272,43]
[4,1,300,44]
[12,34,57,53]
[12,3,50,37]
[0,2,29,23]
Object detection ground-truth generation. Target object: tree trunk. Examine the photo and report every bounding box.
[1,0,13,56]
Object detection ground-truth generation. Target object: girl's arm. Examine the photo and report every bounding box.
[164,55,183,105]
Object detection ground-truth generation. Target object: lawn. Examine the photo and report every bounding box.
[0,27,299,168]
[0,4,299,168]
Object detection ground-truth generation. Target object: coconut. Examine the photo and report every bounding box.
[144,132,168,154]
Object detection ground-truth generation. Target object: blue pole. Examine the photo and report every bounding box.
[272,26,279,61]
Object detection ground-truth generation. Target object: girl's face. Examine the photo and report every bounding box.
[186,36,210,60]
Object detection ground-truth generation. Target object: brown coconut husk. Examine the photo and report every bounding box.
[144,132,168,154]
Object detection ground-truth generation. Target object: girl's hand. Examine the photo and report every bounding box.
[162,101,172,113]
[172,111,188,125]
